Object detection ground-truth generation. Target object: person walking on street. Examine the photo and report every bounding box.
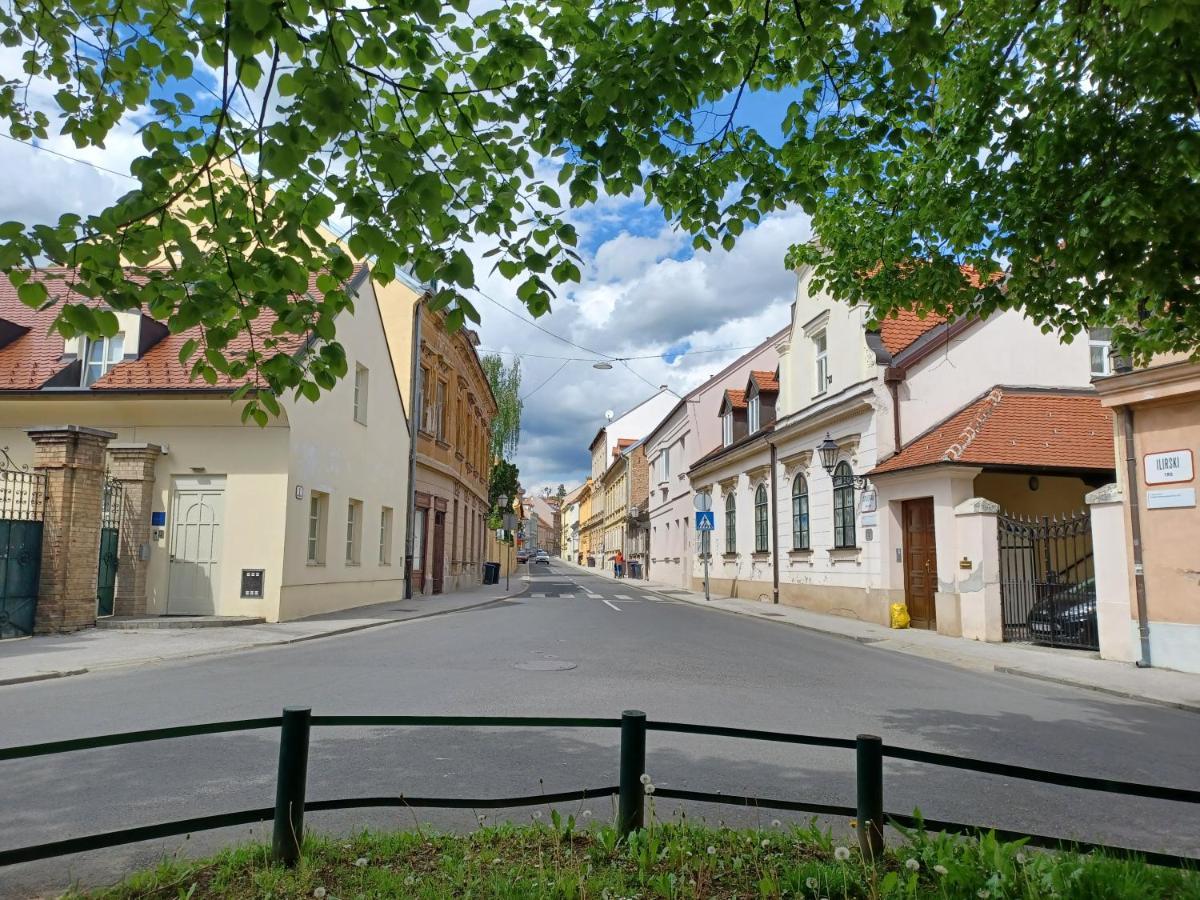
[614,549,625,578]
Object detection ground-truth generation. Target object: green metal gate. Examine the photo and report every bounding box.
[0,448,46,639]
[96,476,123,618]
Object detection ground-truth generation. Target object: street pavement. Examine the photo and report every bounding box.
[1,560,1198,895]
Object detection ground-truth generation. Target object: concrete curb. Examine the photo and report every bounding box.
[0,588,526,689]
[583,564,1200,715]
[992,665,1200,715]
[0,668,89,688]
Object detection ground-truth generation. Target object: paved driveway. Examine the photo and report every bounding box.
[1,561,1198,894]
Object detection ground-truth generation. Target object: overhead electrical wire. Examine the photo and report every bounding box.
[520,359,573,401]
[478,344,758,362]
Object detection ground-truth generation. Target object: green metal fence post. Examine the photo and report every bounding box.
[856,733,884,859]
[617,709,647,837]
[272,707,312,866]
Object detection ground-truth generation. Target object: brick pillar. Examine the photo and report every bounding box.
[107,442,162,617]
[27,425,116,634]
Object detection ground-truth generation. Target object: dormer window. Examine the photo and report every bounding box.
[81,333,125,386]
[722,411,733,447]
[748,394,761,433]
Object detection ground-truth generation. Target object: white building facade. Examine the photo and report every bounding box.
[643,330,785,589]
[688,265,1112,634]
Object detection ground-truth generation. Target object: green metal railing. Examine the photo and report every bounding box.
[1,710,1198,870]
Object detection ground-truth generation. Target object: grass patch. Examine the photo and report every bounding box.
[70,816,1200,899]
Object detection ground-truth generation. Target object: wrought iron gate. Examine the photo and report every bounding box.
[0,448,46,639]
[96,476,123,617]
[998,510,1097,650]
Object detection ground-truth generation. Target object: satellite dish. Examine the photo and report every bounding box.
[604,410,614,421]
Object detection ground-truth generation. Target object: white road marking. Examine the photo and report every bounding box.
[587,593,602,599]
[531,593,545,598]
[602,598,621,612]
[615,594,632,600]
[562,594,575,599]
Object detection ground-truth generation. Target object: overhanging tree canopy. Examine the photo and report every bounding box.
[2,0,1195,419]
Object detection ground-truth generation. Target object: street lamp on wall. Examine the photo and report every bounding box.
[817,432,870,490]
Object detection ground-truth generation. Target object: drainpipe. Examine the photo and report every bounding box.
[403,291,427,600]
[884,369,903,453]
[768,437,780,605]
[1123,406,1152,667]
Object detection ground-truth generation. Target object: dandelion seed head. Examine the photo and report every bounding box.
[905,858,920,871]
[640,774,651,785]
[354,857,368,868]
[313,889,326,899]
[834,846,851,861]
[644,783,655,795]
[707,846,717,855]
[771,819,781,828]
[933,864,948,876]
[761,839,770,848]
[1016,852,1027,865]
[805,876,819,889]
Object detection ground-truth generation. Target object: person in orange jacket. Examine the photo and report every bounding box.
[614,549,625,578]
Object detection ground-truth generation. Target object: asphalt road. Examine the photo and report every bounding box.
[1,561,1198,895]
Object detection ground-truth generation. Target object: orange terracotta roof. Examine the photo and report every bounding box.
[870,388,1115,476]
[723,389,747,410]
[878,308,948,356]
[0,266,361,392]
[749,369,779,392]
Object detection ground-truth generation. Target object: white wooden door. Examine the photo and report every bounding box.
[167,477,225,615]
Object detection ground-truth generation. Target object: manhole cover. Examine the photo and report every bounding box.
[515,660,577,671]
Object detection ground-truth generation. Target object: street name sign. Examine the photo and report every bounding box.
[695,511,715,531]
[1144,449,1194,485]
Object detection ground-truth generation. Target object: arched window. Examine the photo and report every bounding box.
[833,462,856,548]
[754,484,769,552]
[791,475,810,550]
[724,491,737,554]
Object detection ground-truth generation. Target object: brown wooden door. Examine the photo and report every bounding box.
[432,511,446,594]
[902,498,937,629]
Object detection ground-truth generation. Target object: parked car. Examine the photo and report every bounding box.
[1026,578,1098,649]
[533,550,550,564]
[515,550,530,563]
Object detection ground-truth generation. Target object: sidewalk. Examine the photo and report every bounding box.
[0,582,521,688]
[558,557,1200,713]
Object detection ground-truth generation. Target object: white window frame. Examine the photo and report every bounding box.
[722,411,733,447]
[81,333,126,386]
[307,491,328,565]
[1089,339,1112,377]
[748,394,761,433]
[345,498,363,564]
[353,363,369,424]
[814,330,829,395]
[379,506,393,565]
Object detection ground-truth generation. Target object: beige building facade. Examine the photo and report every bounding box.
[0,266,412,628]
[1091,359,1200,673]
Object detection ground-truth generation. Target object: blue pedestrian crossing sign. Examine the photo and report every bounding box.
[695,510,715,531]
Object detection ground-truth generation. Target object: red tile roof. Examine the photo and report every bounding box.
[723,389,747,410]
[0,267,358,392]
[878,309,948,356]
[870,388,1115,475]
[749,370,779,392]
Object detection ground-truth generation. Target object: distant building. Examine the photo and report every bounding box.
[580,387,676,566]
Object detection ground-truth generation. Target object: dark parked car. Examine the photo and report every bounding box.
[1026,578,1098,649]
